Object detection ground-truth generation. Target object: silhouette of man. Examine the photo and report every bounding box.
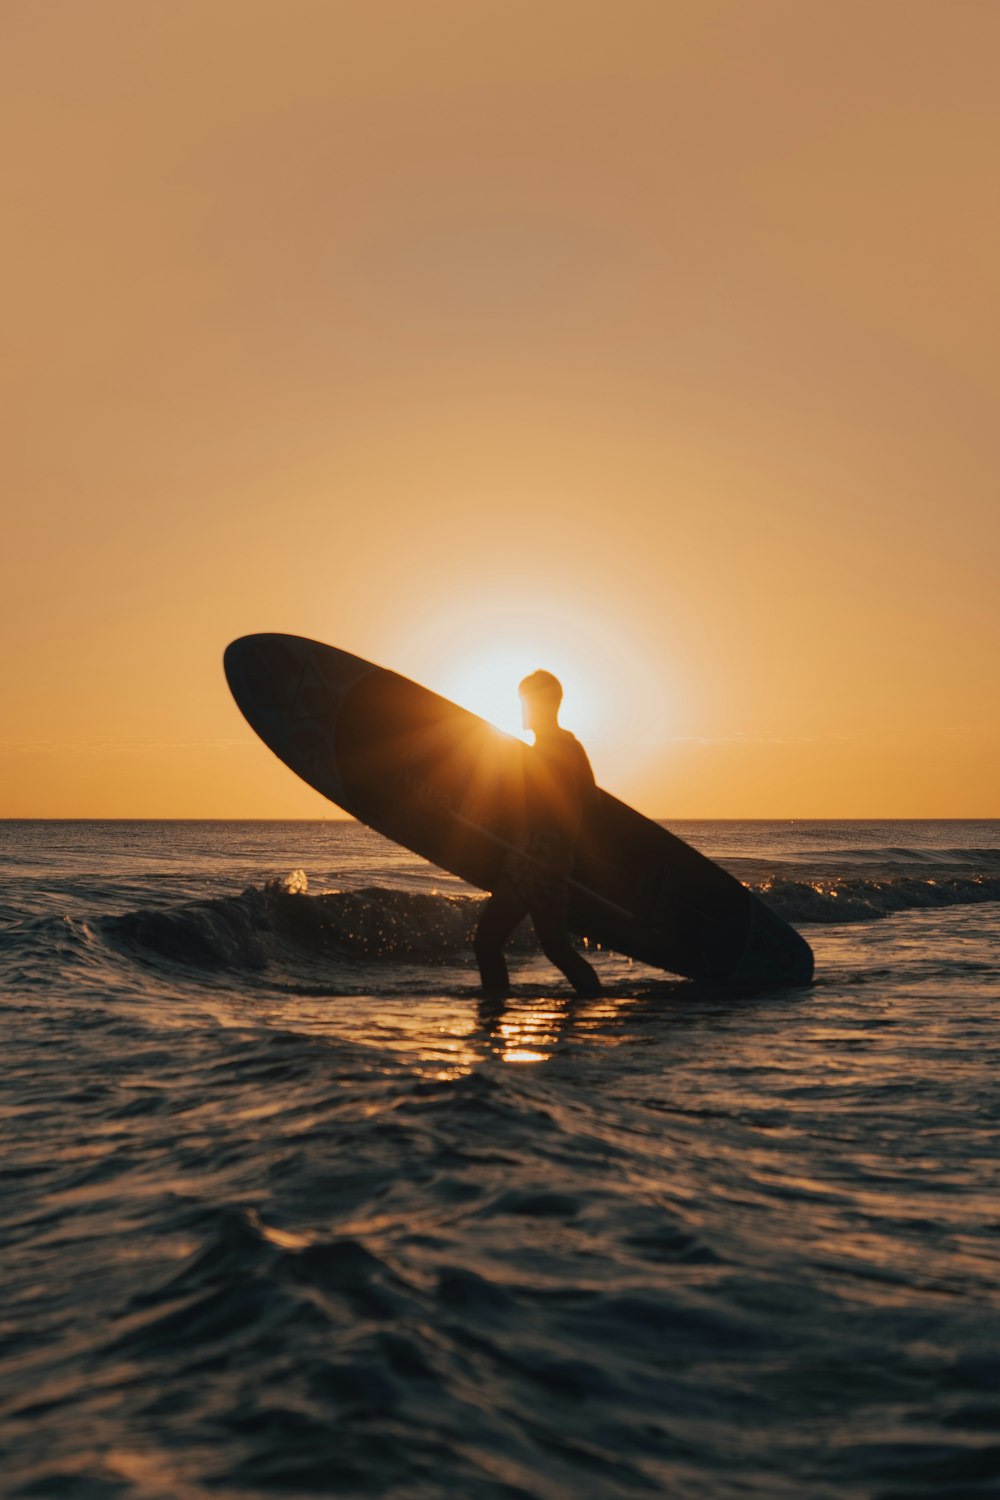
[474,671,602,1000]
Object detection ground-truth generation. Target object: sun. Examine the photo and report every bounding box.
[396,599,674,793]
[440,644,595,741]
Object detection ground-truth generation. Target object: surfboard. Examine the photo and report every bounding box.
[224,634,814,989]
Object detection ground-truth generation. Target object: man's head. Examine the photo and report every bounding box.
[518,670,563,735]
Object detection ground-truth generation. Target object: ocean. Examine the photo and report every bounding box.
[1,818,998,1499]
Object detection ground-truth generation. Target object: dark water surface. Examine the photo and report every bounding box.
[1,821,998,1498]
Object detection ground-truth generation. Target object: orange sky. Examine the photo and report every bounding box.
[2,0,998,818]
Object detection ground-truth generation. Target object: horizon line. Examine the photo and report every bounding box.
[2,815,998,824]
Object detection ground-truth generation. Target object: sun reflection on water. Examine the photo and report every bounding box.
[490,1000,570,1064]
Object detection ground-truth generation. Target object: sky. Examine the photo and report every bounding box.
[2,0,998,818]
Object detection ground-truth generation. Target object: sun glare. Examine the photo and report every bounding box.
[440,645,595,741]
[400,601,674,794]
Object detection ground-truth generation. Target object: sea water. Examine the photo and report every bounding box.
[1,819,998,1499]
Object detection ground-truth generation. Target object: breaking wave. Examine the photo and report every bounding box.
[99,876,489,973]
[89,867,1000,978]
[5,860,996,991]
[761,872,1000,925]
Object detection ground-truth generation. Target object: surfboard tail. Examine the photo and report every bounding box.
[731,896,814,989]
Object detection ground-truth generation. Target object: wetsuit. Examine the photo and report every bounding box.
[474,728,602,999]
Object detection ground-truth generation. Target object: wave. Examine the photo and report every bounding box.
[5,866,997,986]
[806,845,1000,865]
[761,873,1000,925]
[98,876,497,974]
[95,867,1000,976]
[722,847,1000,877]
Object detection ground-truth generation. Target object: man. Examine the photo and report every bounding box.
[474,670,602,1000]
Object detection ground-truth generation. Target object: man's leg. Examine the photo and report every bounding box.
[529,889,603,997]
[474,889,528,1000]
